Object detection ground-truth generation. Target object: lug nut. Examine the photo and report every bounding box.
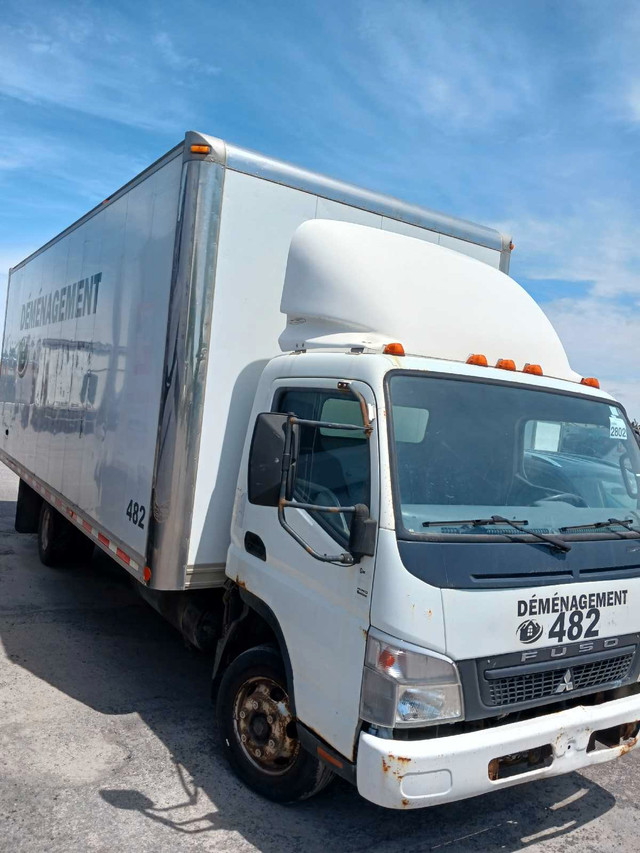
[267,716,273,724]
[252,701,259,710]
[255,749,261,757]
[240,734,247,743]
[239,710,246,719]
[268,740,275,748]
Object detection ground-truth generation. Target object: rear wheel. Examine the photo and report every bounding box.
[216,645,334,803]
[38,503,94,567]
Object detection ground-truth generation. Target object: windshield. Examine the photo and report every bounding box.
[388,373,640,540]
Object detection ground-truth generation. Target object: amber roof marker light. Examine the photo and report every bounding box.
[190,144,211,155]
[383,343,405,356]
[523,363,543,376]
[495,358,516,371]
[581,377,600,389]
[466,353,488,366]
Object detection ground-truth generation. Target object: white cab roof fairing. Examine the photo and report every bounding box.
[279,220,579,383]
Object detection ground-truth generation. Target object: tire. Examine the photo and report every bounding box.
[38,502,94,567]
[216,645,334,803]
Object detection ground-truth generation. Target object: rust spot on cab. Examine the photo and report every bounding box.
[488,759,499,781]
[235,576,247,590]
[401,798,410,808]
[396,756,411,765]
[382,757,390,773]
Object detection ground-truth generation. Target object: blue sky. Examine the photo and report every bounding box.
[0,0,638,416]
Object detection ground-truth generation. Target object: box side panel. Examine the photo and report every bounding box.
[0,154,182,561]
[187,171,316,575]
[187,172,502,581]
[381,217,501,267]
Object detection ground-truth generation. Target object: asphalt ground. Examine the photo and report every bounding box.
[1,464,640,852]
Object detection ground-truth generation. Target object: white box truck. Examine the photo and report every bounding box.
[2,131,640,809]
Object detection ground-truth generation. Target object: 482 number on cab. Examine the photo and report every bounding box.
[549,608,600,642]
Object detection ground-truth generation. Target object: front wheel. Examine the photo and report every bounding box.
[216,645,334,803]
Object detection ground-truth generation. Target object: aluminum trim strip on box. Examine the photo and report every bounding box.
[223,141,508,252]
[147,158,225,590]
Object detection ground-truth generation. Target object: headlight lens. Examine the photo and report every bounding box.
[360,633,463,727]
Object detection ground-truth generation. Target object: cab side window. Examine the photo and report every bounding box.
[276,389,370,543]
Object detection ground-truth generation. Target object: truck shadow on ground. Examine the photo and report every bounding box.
[0,498,619,853]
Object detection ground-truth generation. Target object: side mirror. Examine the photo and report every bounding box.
[620,454,639,500]
[248,413,288,506]
[349,504,377,559]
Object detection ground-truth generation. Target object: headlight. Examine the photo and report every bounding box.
[360,631,463,728]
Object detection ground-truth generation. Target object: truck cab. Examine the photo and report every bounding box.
[220,220,640,808]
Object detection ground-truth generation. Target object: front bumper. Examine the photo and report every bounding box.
[356,693,640,809]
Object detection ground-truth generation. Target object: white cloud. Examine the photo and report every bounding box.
[498,205,640,418]
[353,0,541,130]
[627,80,640,121]
[153,32,220,76]
[543,296,640,418]
[582,0,640,125]
[0,11,197,132]
[502,205,640,300]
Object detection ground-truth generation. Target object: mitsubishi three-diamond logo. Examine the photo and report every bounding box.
[555,669,574,694]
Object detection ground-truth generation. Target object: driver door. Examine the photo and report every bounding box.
[240,377,379,760]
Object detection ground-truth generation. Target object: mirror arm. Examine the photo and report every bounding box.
[277,416,356,565]
[340,383,373,436]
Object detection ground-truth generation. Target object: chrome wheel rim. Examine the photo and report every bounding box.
[233,675,299,775]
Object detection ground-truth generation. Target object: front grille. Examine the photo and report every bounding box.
[486,652,634,707]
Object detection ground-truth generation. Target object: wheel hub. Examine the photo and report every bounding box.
[233,676,299,775]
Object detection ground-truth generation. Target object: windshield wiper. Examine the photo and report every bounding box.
[559,517,640,535]
[422,515,571,553]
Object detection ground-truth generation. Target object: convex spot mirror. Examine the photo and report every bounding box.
[247,413,292,506]
[620,453,639,500]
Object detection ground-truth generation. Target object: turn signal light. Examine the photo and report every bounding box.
[383,342,405,356]
[581,377,600,389]
[466,353,488,366]
[378,648,396,670]
[190,144,211,154]
[523,363,543,375]
[496,358,516,371]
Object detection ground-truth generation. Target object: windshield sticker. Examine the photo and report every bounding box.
[610,416,627,440]
[517,589,628,644]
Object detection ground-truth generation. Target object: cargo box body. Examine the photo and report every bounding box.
[0,131,510,589]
